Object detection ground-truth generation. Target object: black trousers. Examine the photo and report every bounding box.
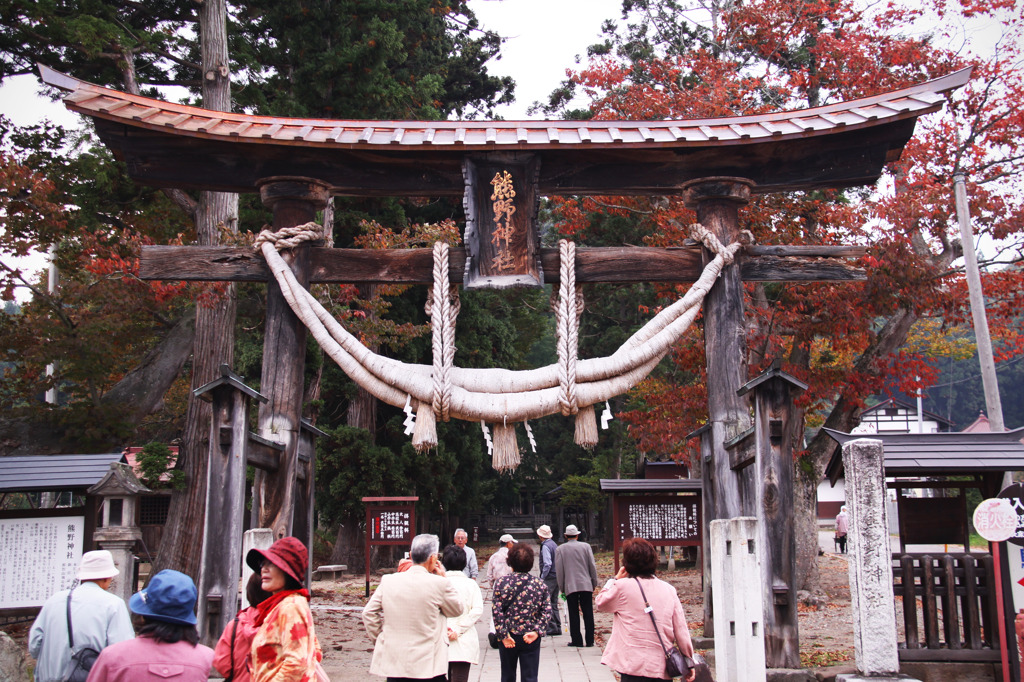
[566,590,594,646]
[498,634,541,682]
[448,661,471,682]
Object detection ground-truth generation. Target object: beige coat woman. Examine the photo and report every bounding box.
[445,570,483,664]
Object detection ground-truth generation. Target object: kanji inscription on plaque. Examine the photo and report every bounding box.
[462,155,542,289]
[0,516,84,608]
[369,509,412,542]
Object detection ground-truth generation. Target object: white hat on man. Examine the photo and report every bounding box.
[76,550,120,580]
[499,534,519,544]
[565,524,580,536]
[536,525,553,539]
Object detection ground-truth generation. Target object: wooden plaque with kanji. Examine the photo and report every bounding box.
[462,154,542,289]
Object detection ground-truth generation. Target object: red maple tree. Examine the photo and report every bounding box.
[547,0,1024,589]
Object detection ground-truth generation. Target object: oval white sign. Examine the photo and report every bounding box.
[974,497,1017,543]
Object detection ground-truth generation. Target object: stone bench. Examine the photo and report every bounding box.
[313,564,347,581]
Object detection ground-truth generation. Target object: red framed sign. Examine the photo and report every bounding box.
[611,493,702,571]
[362,496,417,596]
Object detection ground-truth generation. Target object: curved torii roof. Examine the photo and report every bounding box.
[39,65,970,197]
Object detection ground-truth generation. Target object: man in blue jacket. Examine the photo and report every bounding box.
[536,525,561,636]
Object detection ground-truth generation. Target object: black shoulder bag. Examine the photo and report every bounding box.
[634,577,692,680]
[224,614,240,681]
[64,587,101,682]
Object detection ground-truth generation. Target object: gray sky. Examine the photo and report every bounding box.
[467,0,624,117]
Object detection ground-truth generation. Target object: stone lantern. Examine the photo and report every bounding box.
[87,462,150,603]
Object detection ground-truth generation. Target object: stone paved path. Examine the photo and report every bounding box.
[470,541,615,682]
[469,590,614,682]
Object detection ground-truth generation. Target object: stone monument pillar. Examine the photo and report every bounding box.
[240,528,275,608]
[710,517,767,682]
[837,437,920,682]
[87,462,150,603]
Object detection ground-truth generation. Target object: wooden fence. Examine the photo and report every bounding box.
[892,552,1000,662]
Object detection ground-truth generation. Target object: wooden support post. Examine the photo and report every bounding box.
[253,177,330,541]
[739,363,807,668]
[293,419,327,587]
[194,365,267,646]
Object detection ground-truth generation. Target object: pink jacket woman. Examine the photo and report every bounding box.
[595,538,695,682]
[212,606,260,681]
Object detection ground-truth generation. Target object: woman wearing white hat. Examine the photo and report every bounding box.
[29,550,134,682]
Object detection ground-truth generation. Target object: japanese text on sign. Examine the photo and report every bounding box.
[973,498,1016,543]
[369,510,412,542]
[620,501,700,542]
[0,517,84,608]
[489,170,516,272]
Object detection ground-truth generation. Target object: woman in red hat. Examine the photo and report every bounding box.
[245,537,323,682]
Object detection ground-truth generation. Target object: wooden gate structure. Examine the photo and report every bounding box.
[39,64,969,664]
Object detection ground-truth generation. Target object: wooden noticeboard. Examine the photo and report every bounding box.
[362,496,417,597]
[611,493,702,572]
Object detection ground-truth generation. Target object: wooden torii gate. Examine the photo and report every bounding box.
[40,65,969,665]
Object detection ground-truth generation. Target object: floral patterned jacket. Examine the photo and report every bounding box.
[492,572,552,639]
[250,592,322,682]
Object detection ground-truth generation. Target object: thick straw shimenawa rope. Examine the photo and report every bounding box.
[256,223,744,469]
[414,242,462,451]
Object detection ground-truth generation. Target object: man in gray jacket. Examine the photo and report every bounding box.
[555,524,599,647]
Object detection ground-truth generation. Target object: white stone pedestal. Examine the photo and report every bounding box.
[240,528,275,607]
[710,517,767,682]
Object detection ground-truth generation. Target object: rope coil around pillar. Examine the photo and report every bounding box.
[254,222,324,250]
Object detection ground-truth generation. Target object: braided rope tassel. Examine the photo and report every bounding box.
[555,239,579,416]
[428,242,459,422]
[492,422,520,472]
[414,242,460,451]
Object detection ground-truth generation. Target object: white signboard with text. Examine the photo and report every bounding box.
[0,516,84,608]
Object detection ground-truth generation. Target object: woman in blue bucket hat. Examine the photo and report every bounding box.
[86,569,214,681]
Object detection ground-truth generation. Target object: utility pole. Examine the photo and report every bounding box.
[953,173,1007,483]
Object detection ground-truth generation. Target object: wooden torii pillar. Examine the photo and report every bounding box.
[252,177,330,541]
[192,364,267,645]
